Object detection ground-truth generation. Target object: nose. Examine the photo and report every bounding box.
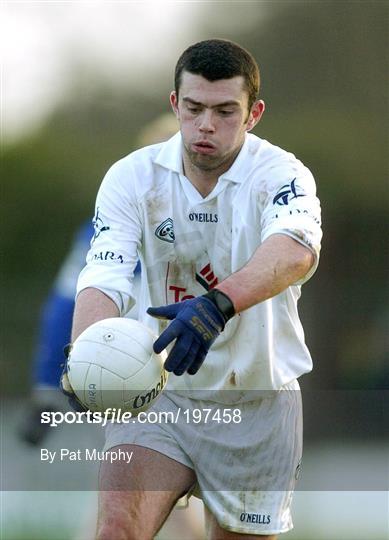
[198,109,215,133]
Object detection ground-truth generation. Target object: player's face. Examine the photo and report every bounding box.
[170,72,264,174]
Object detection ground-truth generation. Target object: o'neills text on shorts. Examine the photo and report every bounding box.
[239,513,271,524]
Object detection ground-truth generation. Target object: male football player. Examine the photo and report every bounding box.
[64,39,322,539]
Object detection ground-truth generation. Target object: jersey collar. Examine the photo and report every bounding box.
[153,132,183,174]
[219,133,253,184]
[154,131,256,183]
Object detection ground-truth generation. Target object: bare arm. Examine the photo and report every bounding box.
[71,287,119,341]
[216,233,314,313]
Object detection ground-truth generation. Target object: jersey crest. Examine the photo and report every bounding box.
[155,218,175,243]
[92,207,110,242]
[272,178,306,206]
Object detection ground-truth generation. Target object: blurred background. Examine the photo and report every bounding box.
[1,1,388,539]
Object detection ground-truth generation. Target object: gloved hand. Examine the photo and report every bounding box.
[60,344,88,412]
[147,289,235,376]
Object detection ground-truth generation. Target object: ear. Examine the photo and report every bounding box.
[170,91,179,118]
[246,100,265,132]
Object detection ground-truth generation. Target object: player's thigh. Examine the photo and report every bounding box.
[204,507,277,540]
[97,444,197,540]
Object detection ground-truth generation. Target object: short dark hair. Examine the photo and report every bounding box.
[174,39,260,110]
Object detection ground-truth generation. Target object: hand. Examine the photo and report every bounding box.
[147,290,235,376]
[60,344,88,412]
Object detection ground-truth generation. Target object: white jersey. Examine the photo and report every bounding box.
[77,132,322,395]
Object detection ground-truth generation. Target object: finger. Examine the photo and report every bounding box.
[187,346,207,375]
[164,333,194,374]
[147,303,182,321]
[153,320,183,354]
[60,372,74,396]
[173,341,201,376]
[63,343,72,358]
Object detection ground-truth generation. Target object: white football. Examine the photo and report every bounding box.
[67,318,168,414]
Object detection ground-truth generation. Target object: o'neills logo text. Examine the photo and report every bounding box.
[188,212,218,223]
[239,513,271,525]
[132,372,168,409]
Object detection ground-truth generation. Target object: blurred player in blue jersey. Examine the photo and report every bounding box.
[20,221,94,444]
[20,113,178,445]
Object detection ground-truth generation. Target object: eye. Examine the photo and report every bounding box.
[188,106,200,114]
[218,110,234,116]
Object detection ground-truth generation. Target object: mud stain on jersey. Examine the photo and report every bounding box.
[229,371,237,386]
[145,188,171,227]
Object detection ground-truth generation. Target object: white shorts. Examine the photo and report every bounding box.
[103,380,302,535]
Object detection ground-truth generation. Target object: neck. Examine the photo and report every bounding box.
[182,146,241,199]
[182,156,217,198]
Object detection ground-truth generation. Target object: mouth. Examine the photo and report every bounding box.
[192,141,216,155]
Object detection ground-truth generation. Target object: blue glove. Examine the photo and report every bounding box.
[60,344,88,412]
[147,289,235,376]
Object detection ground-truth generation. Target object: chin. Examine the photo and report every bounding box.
[192,156,223,171]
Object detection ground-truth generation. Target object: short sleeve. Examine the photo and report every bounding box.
[76,159,142,314]
[260,163,322,284]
